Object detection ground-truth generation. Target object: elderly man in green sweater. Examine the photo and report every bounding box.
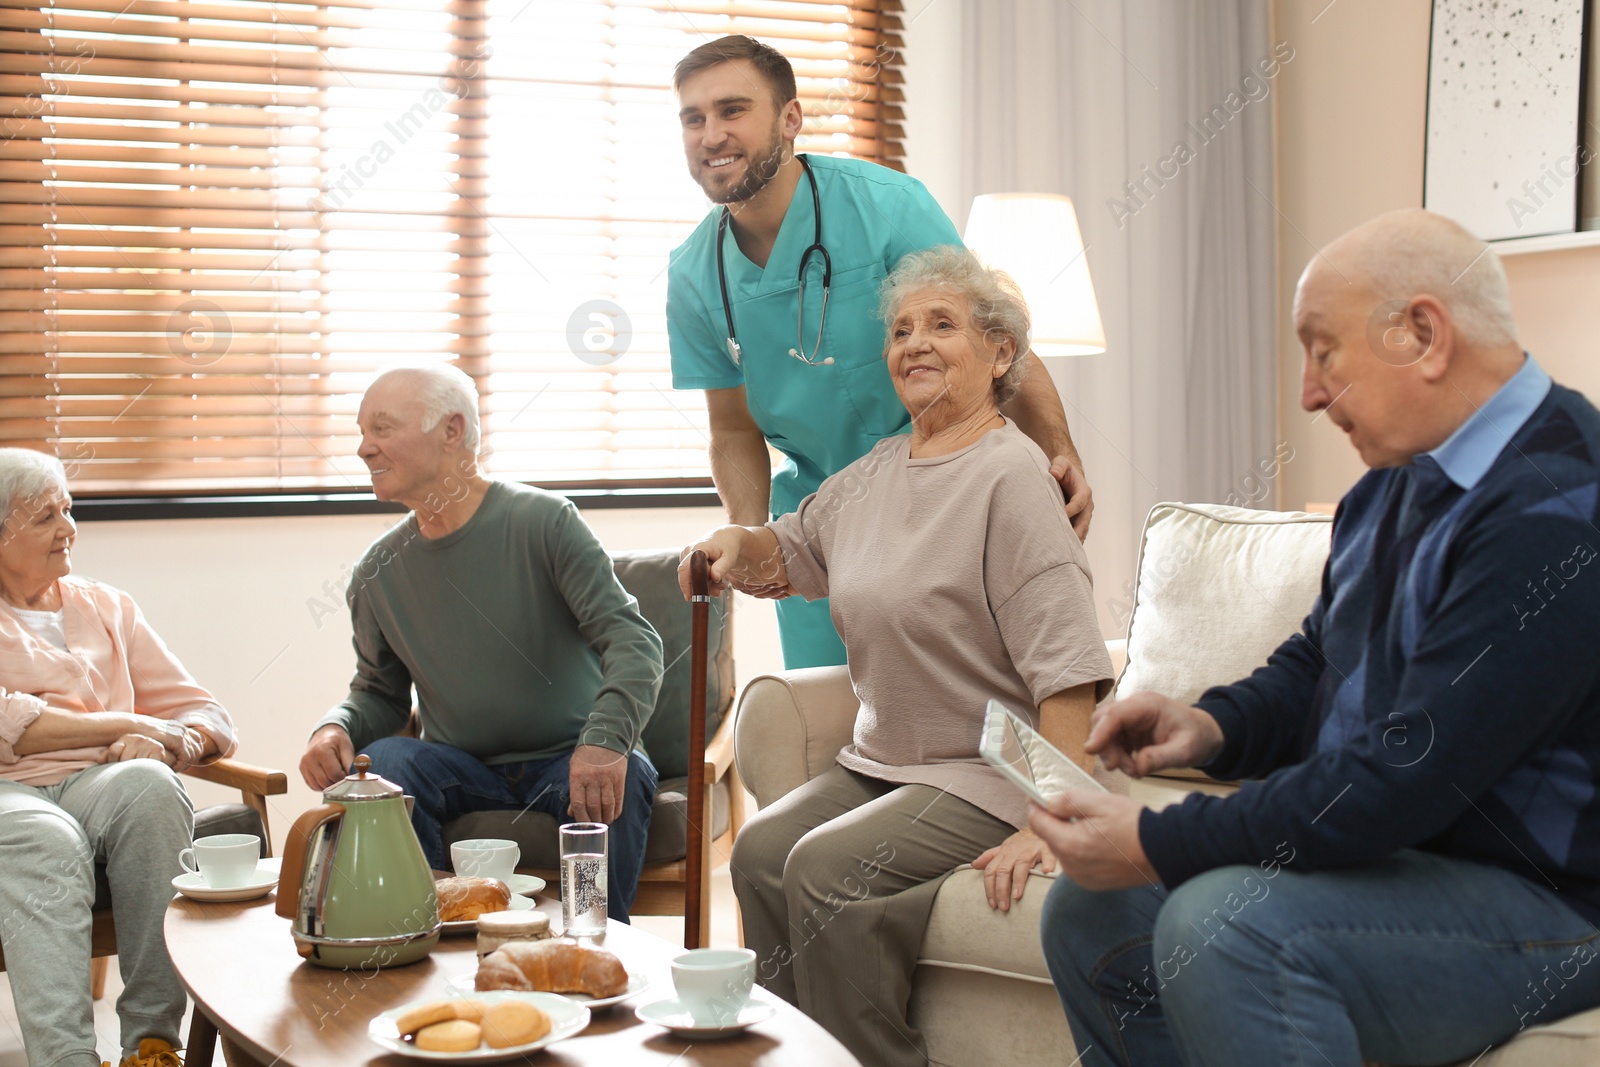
[299,364,664,920]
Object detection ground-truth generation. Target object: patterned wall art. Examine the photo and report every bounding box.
[1424,0,1589,241]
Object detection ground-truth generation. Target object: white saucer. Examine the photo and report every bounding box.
[171,858,281,903]
[505,873,545,896]
[440,893,537,935]
[447,969,648,1009]
[368,990,588,1061]
[634,995,777,1039]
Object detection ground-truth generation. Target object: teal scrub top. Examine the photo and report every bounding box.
[667,155,962,667]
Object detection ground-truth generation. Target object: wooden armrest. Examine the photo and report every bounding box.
[703,696,737,781]
[184,757,289,855]
[183,757,288,799]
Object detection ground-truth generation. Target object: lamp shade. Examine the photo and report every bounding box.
[963,193,1106,357]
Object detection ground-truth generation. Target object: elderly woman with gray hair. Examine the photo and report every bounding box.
[0,448,236,1067]
[679,246,1114,1067]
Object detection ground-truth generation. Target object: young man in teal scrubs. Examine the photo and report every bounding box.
[666,35,1094,668]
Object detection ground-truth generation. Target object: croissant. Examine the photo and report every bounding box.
[435,876,511,922]
[474,939,628,998]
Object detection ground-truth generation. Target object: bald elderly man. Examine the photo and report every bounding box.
[1032,210,1600,1066]
[299,365,664,921]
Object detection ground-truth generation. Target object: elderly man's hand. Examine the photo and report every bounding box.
[974,828,1056,912]
[1026,790,1158,891]
[1048,455,1094,540]
[568,744,628,824]
[1086,692,1225,778]
[299,725,355,792]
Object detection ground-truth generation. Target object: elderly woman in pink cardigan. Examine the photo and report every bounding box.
[0,448,236,1067]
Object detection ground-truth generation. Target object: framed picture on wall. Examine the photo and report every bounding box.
[1423,0,1590,241]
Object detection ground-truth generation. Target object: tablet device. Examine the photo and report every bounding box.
[978,699,1105,805]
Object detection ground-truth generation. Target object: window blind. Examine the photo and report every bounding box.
[0,0,906,494]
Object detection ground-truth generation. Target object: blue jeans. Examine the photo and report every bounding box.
[360,737,657,923]
[1041,850,1600,1067]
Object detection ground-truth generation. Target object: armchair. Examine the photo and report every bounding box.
[436,548,744,947]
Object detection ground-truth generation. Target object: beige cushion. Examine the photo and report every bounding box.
[909,965,1074,1067]
[1466,1007,1600,1066]
[919,868,1056,983]
[1116,503,1330,780]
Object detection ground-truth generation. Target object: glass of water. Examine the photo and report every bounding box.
[559,822,608,937]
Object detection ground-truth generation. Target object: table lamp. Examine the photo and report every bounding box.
[963,193,1106,357]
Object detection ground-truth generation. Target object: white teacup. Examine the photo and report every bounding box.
[178,833,261,889]
[450,838,519,883]
[672,947,756,1026]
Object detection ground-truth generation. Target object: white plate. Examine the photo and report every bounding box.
[446,969,648,1009]
[368,990,589,1061]
[504,873,545,896]
[443,873,546,896]
[634,995,778,1039]
[439,893,537,935]
[171,858,281,903]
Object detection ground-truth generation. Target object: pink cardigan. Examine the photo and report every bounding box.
[0,576,237,786]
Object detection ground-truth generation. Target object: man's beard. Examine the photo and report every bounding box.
[703,128,787,205]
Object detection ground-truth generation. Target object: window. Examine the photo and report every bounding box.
[0,0,905,494]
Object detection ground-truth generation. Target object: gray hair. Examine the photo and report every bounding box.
[878,246,1032,406]
[0,448,68,531]
[371,364,482,453]
[1344,209,1519,347]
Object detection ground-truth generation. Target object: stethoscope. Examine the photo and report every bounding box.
[717,154,833,367]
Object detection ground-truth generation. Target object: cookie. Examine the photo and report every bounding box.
[415,1018,483,1052]
[481,999,552,1048]
[393,998,484,1036]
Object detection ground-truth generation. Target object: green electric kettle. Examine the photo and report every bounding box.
[276,754,440,969]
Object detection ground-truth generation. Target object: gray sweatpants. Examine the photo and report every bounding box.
[0,760,194,1067]
[730,765,1012,1067]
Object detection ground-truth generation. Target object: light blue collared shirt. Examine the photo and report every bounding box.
[1425,353,1552,490]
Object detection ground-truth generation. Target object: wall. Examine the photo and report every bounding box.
[1273,0,1600,509]
[71,507,782,851]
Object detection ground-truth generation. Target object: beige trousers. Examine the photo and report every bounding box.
[730,765,1012,1067]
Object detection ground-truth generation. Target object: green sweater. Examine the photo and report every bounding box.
[317,481,663,763]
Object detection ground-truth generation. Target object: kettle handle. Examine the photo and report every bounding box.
[275,803,346,920]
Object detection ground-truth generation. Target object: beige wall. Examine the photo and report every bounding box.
[1274,0,1600,510]
[70,507,781,853]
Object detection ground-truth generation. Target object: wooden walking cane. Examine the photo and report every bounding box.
[684,550,712,949]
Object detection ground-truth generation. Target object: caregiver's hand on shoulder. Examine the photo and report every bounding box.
[1049,455,1094,541]
[974,828,1056,912]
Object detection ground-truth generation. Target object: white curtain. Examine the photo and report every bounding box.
[953,0,1279,636]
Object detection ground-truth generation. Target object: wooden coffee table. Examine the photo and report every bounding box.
[165,892,861,1066]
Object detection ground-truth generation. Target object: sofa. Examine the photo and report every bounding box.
[733,502,1600,1067]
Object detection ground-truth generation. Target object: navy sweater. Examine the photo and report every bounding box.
[1141,363,1600,924]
